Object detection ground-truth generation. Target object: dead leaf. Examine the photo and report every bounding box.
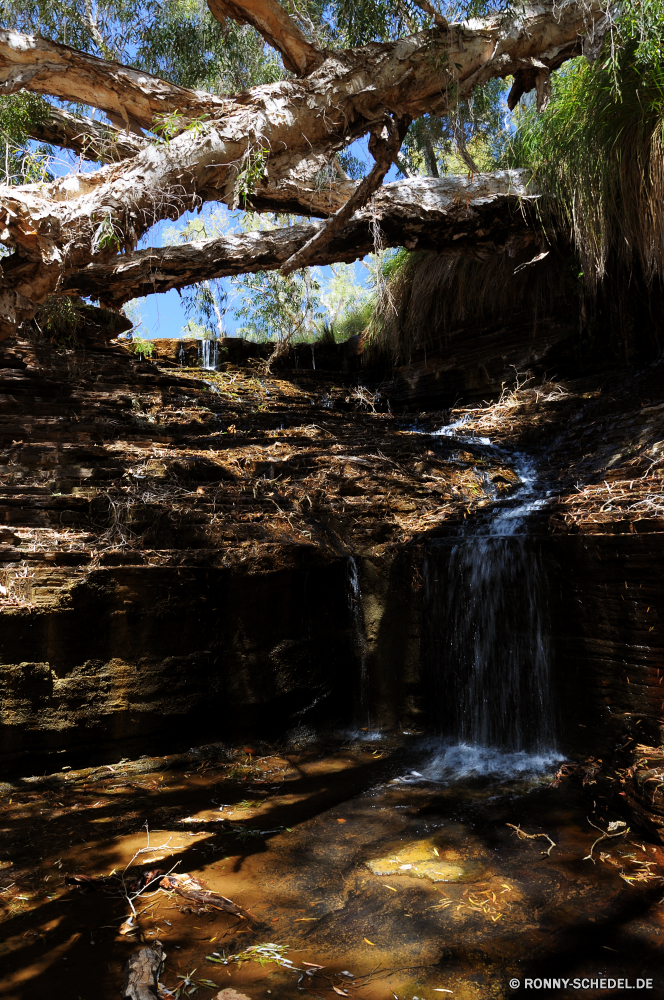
[364,938,376,946]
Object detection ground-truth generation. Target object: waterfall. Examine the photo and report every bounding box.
[200,339,218,370]
[423,446,555,753]
[177,342,185,367]
[347,556,369,725]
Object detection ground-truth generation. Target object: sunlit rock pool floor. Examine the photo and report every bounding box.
[0,735,663,1000]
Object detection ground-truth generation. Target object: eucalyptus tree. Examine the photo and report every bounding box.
[0,0,606,340]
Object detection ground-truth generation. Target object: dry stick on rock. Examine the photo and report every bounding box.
[159,873,254,921]
[280,116,406,275]
[122,942,165,1000]
[506,822,556,856]
[584,818,629,862]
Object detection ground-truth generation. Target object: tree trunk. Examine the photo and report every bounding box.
[122,943,165,1000]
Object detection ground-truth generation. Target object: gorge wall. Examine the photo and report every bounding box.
[2,327,664,838]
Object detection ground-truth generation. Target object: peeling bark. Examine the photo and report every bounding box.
[280,115,407,274]
[207,0,323,76]
[0,1,601,337]
[30,106,148,163]
[0,30,226,130]
[122,943,164,1000]
[63,171,542,308]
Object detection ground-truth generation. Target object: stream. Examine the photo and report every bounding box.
[1,422,664,999]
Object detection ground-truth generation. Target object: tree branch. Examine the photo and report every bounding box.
[410,0,448,29]
[0,2,603,338]
[62,171,542,307]
[0,30,226,130]
[280,115,406,274]
[207,0,323,76]
[30,106,148,162]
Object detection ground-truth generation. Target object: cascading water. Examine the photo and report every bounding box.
[421,418,558,777]
[200,339,218,370]
[347,556,369,724]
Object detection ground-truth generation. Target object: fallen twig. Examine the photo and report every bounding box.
[159,873,253,921]
[583,818,629,862]
[506,822,556,856]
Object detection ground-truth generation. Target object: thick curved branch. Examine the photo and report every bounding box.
[62,171,542,307]
[0,30,226,130]
[207,0,323,76]
[411,0,448,29]
[30,106,148,162]
[280,115,406,274]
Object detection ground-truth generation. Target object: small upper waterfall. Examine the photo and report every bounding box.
[423,424,555,754]
[200,339,219,370]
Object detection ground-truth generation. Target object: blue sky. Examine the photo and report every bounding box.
[128,137,395,339]
[47,120,392,339]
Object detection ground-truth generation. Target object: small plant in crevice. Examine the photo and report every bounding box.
[91,212,122,253]
[33,295,86,347]
[235,144,268,208]
[152,110,211,142]
[131,336,154,358]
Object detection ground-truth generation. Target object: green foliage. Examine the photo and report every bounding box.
[181,318,215,339]
[206,943,293,970]
[236,146,268,207]
[321,262,371,338]
[0,0,282,93]
[34,296,85,346]
[233,266,322,344]
[505,44,664,285]
[619,0,664,65]
[131,336,154,356]
[336,150,367,179]
[137,2,283,93]
[399,78,509,178]
[0,92,52,184]
[91,213,121,253]
[164,213,227,335]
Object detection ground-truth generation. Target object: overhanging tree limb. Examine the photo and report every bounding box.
[0,1,603,338]
[0,29,227,130]
[280,115,407,274]
[62,171,542,307]
[206,0,323,76]
[30,106,148,163]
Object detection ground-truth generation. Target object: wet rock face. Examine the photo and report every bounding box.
[3,325,664,852]
[0,330,520,768]
[0,559,354,770]
[549,533,664,757]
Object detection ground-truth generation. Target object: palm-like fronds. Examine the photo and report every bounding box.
[506,50,664,288]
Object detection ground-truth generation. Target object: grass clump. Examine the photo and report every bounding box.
[505,43,664,288]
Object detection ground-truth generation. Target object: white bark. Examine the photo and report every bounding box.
[63,171,541,307]
[0,1,602,338]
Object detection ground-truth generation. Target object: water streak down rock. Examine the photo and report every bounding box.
[424,445,555,751]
